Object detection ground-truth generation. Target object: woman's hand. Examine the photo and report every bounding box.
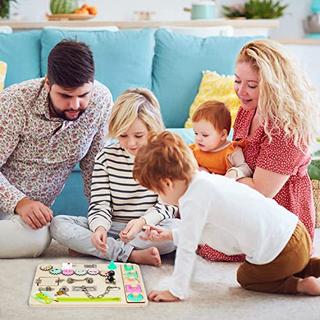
[148,290,180,302]
[120,217,146,243]
[91,226,107,255]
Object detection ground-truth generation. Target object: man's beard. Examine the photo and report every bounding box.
[49,99,85,121]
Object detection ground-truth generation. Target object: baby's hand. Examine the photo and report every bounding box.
[91,226,107,255]
[120,217,145,243]
[225,168,239,180]
[140,225,173,242]
[148,290,180,302]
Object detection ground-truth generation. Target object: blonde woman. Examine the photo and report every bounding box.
[50,88,178,266]
[198,39,320,262]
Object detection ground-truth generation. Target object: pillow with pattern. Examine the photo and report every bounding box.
[0,61,7,91]
[185,70,241,128]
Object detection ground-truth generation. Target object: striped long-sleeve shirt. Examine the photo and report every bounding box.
[88,143,177,232]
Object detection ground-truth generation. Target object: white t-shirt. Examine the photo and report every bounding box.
[169,171,298,299]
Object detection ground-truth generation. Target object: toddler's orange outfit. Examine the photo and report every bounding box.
[190,140,252,179]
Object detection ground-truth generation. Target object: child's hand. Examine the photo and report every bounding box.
[91,226,107,255]
[148,290,180,302]
[225,168,238,179]
[140,225,173,242]
[120,217,146,243]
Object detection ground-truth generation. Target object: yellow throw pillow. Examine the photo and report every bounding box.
[185,70,241,128]
[0,61,7,92]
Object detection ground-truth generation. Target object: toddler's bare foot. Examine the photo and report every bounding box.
[68,248,86,257]
[297,277,320,295]
[129,247,161,266]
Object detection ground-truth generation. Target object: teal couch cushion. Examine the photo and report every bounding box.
[40,28,155,99]
[51,164,88,216]
[152,29,260,128]
[0,31,41,87]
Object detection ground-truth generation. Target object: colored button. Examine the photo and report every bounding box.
[125,284,142,293]
[125,271,138,279]
[49,268,62,275]
[87,268,99,275]
[74,268,87,276]
[124,264,134,271]
[62,269,74,276]
[127,293,144,302]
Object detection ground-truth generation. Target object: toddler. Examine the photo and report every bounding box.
[191,100,251,262]
[190,100,252,179]
[133,131,320,302]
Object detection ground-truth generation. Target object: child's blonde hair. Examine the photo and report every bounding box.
[108,88,165,138]
[133,131,198,193]
[192,101,231,134]
[237,39,320,147]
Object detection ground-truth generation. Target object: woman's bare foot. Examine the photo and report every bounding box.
[129,247,161,266]
[68,248,86,257]
[297,277,320,295]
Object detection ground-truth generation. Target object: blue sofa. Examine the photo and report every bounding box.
[0,28,258,216]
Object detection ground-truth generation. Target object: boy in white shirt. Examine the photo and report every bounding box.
[133,131,320,302]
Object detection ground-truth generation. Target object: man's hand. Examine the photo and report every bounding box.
[140,225,173,242]
[15,197,53,229]
[91,226,107,255]
[148,290,180,302]
[120,217,146,243]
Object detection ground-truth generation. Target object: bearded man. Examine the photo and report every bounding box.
[0,40,112,258]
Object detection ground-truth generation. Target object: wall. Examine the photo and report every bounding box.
[10,0,320,88]
[12,0,312,39]
[283,43,320,91]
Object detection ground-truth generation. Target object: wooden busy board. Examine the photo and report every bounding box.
[29,262,148,307]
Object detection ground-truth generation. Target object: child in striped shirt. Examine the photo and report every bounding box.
[50,88,179,266]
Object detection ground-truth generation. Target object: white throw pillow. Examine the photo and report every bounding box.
[0,26,13,34]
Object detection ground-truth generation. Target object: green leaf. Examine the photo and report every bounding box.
[309,160,320,180]
[239,0,288,19]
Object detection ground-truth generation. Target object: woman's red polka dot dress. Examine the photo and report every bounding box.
[197,107,315,263]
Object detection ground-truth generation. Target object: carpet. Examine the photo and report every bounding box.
[1,230,320,320]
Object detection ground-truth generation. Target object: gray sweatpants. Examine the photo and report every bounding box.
[0,214,51,258]
[50,215,179,262]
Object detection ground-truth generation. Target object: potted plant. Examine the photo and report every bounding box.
[0,0,18,19]
[223,0,288,19]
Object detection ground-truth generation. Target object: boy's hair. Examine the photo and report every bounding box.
[133,131,198,193]
[237,39,319,147]
[192,101,231,134]
[47,40,94,88]
[108,88,165,138]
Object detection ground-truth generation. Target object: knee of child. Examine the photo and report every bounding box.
[49,215,69,240]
